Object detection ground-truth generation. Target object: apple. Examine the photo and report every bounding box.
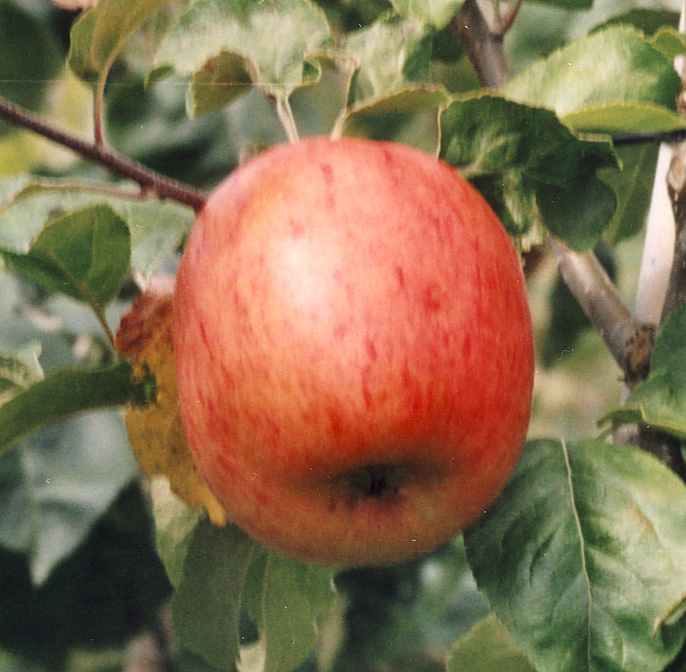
[173,136,534,567]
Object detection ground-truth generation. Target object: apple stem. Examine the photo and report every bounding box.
[0,95,208,213]
[275,94,300,144]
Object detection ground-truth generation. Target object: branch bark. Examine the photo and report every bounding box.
[452,0,511,88]
[548,239,655,388]
[0,96,207,213]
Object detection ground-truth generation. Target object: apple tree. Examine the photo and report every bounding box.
[2,0,686,671]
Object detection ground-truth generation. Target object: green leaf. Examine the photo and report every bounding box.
[0,3,63,137]
[127,200,194,279]
[464,438,686,672]
[503,25,683,134]
[447,615,536,672]
[150,478,204,588]
[390,0,465,29]
[650,26,686,60]
[0,343,43,401]
[0,184,194,278]
[531,0,592,8]
[0,204,130,308]
[150,0,331,116]
[564,103,686,135]
[241,553,337,672]
[601,142,659,245]
[68,0,173,84]
[0,360,154,458]
[439,95,618,249]
[600,305,686,438]
[602,9,679,35]
[0,410,139,584]
[0,483,170,666]
[335,14,448,133]
[171,518,255,671]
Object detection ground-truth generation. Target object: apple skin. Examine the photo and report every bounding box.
[173,136,534,567]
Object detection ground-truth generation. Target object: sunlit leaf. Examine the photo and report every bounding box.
[649,25,686,60]
[0,343,43,402]
[0,204,129,310]
[68,0,172,84]
[504,25,683,134]
[0,187,192,279]
[150,0,331,116]
[390,0,465,29]
[336,14,448,133]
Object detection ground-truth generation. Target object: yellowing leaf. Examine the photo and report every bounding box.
[115,275,227,527]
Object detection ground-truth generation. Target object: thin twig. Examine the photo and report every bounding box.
[496,0,524,36]
[0,96,207,212]
[452,0,511,88]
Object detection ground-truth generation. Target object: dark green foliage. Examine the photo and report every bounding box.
[0,482,171,669]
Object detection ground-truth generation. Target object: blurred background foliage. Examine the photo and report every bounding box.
[0,0,682,671]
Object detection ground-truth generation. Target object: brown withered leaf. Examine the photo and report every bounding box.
[115,274,227,527]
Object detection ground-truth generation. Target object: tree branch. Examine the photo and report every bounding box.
[0,96,207,213]
[548,239,655,388]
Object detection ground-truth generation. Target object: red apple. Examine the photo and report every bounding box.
[173,136,534,566]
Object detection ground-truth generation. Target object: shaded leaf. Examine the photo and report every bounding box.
[447,614,536,672]
[68,0,172,84]
[151,0,331,116]
[0,204,130,308]
[0,409,139,584]
[601,142,659,245]
[440,95,617,249]
[172,518,255,671]
[240,552,337,672]
[503,25,684,134]
[465,438,686,672]
[0,3,63,137]
[0,483,170,667]
[151,478,204,588]
[602,9,679,35]
[390,0,465,29]
[532,0,592,8]
[0,360,154,458]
